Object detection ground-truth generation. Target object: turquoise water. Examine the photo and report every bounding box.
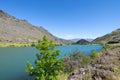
[0,45,102,80]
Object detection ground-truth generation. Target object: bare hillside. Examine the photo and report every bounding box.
[0,10,71,44]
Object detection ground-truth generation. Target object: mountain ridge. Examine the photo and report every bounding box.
[0,10,71,44]
[70,38,93,43]
[92,28,120,44]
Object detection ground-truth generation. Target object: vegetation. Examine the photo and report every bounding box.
[68,45,120,80]
[57,73,69,80]
[92,28,120,44]
[31,42,36,47]
[26,36,65,80]
[64,50,91,72]
[0,43,31,47]
[90,50,99,59]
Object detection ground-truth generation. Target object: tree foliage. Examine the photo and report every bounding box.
[26,36,64,80]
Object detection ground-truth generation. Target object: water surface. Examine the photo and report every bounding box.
[0,44,102,80]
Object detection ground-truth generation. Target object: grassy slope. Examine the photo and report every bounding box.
[92,29,120,44]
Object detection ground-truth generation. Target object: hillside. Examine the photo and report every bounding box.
[92,29,120,44]
[0,10,71,44]
[68,45,120,80]
[74,39,90,44]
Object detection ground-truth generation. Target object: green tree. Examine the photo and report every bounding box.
[26,36,64,80]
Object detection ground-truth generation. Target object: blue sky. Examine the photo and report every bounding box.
[0,0,120,39]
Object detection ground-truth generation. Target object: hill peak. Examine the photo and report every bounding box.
[73,39,90,44]
[0,10,11,18]
[0,10,6,13]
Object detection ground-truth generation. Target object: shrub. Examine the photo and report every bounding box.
[31,43,35,47]
[26,36,65,80]
[64,50,91,72]
[90,50,99,59]
[103,44,111,50]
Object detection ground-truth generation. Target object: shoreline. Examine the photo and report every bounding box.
[0,43,31,47]
[0,43,102,47]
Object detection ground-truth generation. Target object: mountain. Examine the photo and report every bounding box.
[70,38,93,43]
[92,29,120,44]
[86,39,94,42]
[74,39,90,44]
[0,10,71,44]
[70,38,80,42]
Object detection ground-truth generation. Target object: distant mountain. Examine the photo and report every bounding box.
[73,39,90,44]
[71,38,93,43]
[92,29,120,44]
[86,39,94,42]
[70,38,80,42]
[0,10,71,44]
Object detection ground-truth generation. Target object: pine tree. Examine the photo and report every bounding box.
[26,36,64,80]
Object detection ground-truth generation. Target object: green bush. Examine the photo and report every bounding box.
[103,44,111,50]
[64,50,91,72]
[90,50,99,59]
[31,43,35,47]
[26,36,65,80]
